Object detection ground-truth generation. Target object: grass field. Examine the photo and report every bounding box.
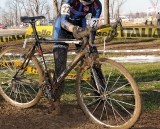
[123,62,160,111]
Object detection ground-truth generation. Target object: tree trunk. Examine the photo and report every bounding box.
[104,0,110,24]
[53,0,58,17]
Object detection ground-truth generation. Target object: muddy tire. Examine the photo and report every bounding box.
[0,47,44,108]
[75,58,141,129]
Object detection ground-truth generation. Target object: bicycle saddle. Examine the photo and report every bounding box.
[20,16,45,23]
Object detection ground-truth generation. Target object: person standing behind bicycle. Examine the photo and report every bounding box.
[52,0,102,114]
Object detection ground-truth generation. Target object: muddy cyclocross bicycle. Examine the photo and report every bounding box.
[0,16,141,129]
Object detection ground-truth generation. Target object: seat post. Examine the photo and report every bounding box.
[30,21,39,41]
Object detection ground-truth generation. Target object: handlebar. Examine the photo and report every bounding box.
[103,18,123,42]
[77,18,123,45]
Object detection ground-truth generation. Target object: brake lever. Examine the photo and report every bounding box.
[118,20,124,37]
[112,18,124,37]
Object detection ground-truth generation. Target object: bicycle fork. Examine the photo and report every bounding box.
[91,65,107,95]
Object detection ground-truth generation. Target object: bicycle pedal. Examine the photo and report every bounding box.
[48,101,56,114]
[48,106,55,114]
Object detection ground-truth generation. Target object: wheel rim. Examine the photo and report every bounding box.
[0,48,42,107]
[78,61,140,128]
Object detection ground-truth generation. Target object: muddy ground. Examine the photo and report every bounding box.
[0,29,160,129]
[0,96,160,129]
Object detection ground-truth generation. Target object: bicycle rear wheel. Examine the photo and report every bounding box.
[0,47,44,108]
[75,58,141,129]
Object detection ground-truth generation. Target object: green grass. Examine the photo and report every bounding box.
[60,62,160,111]
[122,62,160,82]
[61,80,77,103]
[116,62,160,111]
[139,82,160,111]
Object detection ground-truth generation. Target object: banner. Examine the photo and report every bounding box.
[25,25,160,39]
[0,33,26,42]
[96,26,160,39]
[1,25,160,43]
[25,26,53,38]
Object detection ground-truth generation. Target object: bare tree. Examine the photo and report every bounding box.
[115,0,127,18]
[110,0,116,18]
[149,0,160,19]
[28,0,47,16]
[53,0,58,17]
[1,6,14,26]
[149,0,159,6]
[19,0,30,16]
[45,4,51,20]
[1,10,10,25]
[104,0,110,24]
[6,0,19,26]
[3,0,51,26]
[109,0,127,21]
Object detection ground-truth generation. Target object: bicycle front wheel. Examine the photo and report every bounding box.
[75,58,141,129]
[0,47,44,108]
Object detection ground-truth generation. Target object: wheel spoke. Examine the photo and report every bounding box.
[108,97,135,107]
[109,83,130,95]
[108,98,134,116]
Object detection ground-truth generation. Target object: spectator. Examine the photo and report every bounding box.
[156,12,160,25]
[148,15,153,25]
[144,20,148,25]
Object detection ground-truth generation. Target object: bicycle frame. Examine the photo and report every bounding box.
[14,22,91,91]
[18,16,123,102]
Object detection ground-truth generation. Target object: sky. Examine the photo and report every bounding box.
[0,0,158,15]
[99,0,157,15]
[121,0,158,14]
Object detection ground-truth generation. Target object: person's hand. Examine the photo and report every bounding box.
[72,26,85,39]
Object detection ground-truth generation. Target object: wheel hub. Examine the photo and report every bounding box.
[101,92,109,100]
